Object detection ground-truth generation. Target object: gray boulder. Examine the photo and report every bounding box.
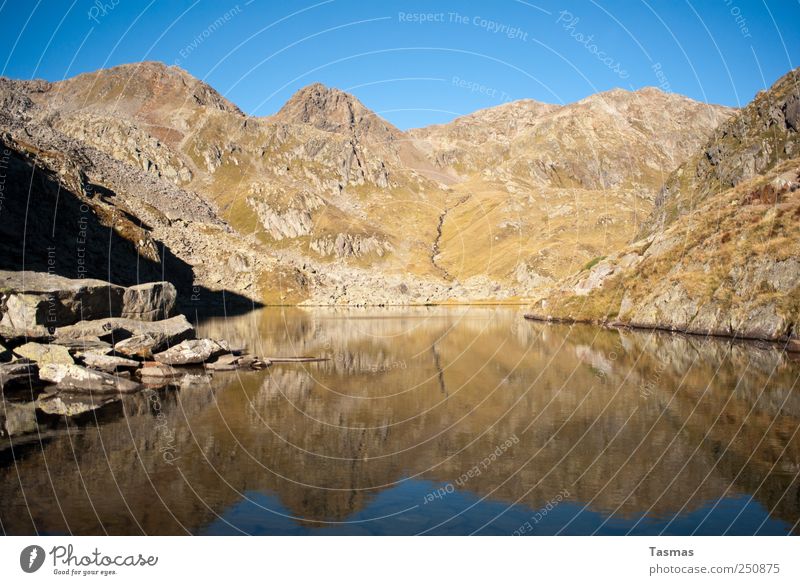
[38,363,141,394]
[56,314,195,353]
[0,270,125,330]
[153,338,227,365]
[121,282,177,321]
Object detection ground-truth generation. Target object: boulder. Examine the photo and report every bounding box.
[76,351,139,372]
[13,342,74,365]
[114,335,158,360]
[0,270,125,330]
[57,314,195,353]
[153,338,227,365]
[38,363,141,394]
[121,282,177,321]
[54,336,113,353]
[139,363,181,378]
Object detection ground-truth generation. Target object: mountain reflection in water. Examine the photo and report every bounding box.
[1,307,799,535]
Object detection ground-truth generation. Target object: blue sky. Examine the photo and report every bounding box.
[1,0,798,129]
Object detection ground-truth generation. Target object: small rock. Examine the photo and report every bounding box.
[153,338,227,365]
[114,334,158,360]
[77,351,139,372]
[139,363,180,378]
[13,342,74,365]
[38,363,141,394]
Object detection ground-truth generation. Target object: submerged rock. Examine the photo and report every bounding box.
[36,392,118,416]
[57,314,195,353]
[38,363,141,394]
[0,401,38,437]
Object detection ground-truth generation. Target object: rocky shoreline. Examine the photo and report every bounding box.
[524,313,800,353]
[1,270,284,435]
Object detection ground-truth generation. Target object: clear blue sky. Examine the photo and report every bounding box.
[1,0,798,129]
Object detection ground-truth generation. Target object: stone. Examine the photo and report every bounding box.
[0,361,40,391]
[38,363,142,394]
[121,282,177,321]
[0,270,125,329]
[139,363,181,378]
[76,351,139,372]
[13,342,74,365]
[205,353,240,371]
[57,314,195,353]
[114,335,158,360]
[36,392,118,417]
[54,336,113,353]
[153,338,227,365]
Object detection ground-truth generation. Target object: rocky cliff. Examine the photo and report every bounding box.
[529,68,800,342]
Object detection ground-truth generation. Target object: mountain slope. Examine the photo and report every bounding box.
[0,61,735,305]
[529,68,800,342]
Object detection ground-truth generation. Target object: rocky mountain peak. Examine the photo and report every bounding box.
[274,82,401,143]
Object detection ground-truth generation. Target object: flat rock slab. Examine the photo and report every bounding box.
[39,363,141,394]
[77,351,139,372]
[14,342,74,365]
[153,338,227,365]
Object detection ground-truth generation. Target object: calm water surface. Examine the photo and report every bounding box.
[2,307,799,535]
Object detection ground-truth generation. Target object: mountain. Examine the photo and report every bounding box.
[529,68,800,342]
[0,61,733,306]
